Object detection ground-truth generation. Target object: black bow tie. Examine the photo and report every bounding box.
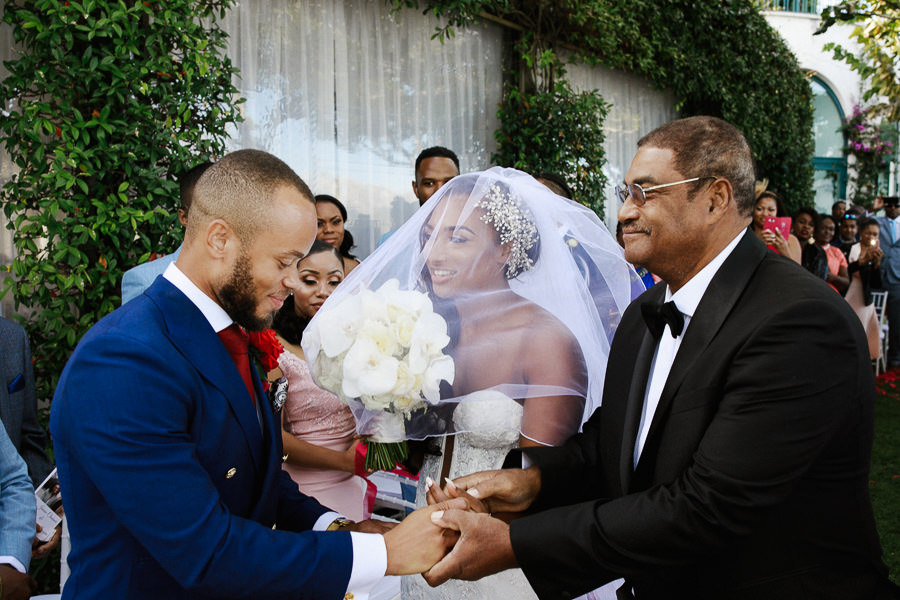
[641,301,684,339]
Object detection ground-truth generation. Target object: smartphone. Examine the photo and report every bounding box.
[764,216,791,240]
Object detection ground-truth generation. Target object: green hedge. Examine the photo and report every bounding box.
[397,0,815,212]
[0,0,242,403]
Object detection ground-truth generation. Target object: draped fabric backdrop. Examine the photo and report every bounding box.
[220,1,676,253]
[220,0,504,256]
[0,0,677,317]
[566,59,677,230]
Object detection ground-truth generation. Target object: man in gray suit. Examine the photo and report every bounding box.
[120,162,212,304]
[0,316,52,486]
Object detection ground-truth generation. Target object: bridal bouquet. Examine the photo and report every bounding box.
[305,279,455,471]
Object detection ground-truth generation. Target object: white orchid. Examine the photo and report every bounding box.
[422,355,455,404]
[408,311,451,374]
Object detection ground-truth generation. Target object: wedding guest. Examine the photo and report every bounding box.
[837,213,860,258]
[0,316,62,560]
[875,196,900,369]
[832,199,847,224]
[815,214,850,294]
[424,116,896,599]
[845,219,884,360]
[793,207,828,280]
[750,190,800,262]
[268,241,371,521]
[121,162,212,304]
[0,425,37,600]
[379,146,461,246]
[0,316,52,486]
[49,149,453,599]
[412,146,459,206]
[315,194,360,275]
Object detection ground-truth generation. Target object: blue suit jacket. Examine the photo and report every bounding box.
[120,246,180,304]
[0,424,36,571]
[0,316,53,486]
[50,277,352,599]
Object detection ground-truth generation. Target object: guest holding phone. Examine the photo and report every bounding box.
[751,190,800,262]
[846,219,884,359]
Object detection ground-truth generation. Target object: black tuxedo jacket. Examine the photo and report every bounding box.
[511,231,895,599]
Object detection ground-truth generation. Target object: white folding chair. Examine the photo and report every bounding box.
[871,290,889,375]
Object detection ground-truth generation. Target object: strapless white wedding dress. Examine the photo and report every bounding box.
[402,390,539,600]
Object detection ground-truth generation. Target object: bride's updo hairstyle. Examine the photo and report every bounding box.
[474,178,541,279]
[419,174,541,279]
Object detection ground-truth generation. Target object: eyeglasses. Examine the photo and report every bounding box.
[842,214,858,220]
[616,177,715,207]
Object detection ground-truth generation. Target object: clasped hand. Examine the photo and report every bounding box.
[393,467,541,586]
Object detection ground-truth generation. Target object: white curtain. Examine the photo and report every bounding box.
[566,60,677,230]
[220,0,504,256]
[0,0,676,282]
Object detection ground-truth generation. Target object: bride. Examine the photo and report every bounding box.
[310,168,637,599]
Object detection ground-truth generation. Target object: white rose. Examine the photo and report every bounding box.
[315,354,345,399]
[392,361,422,398]
[390,312,418,347]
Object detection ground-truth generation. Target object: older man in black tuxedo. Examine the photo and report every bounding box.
[423,116,897,599]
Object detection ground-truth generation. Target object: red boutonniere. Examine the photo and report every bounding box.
[247,329,284,376]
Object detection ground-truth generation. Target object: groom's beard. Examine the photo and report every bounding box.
[219,252,272,332]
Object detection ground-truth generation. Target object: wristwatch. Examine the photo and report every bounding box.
[326,518,353,531]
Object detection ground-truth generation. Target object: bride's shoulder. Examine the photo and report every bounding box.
[518,302,579,348]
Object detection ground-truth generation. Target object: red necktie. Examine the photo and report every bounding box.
[218,324,256,406]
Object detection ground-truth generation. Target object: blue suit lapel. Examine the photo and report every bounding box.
[145,278,265,472]
[637,231,766,472]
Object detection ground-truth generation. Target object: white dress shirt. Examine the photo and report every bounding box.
[634,231,744,467]
[162,263,387,598]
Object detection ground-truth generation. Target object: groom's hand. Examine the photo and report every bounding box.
[423,509,517,586]
[383,497,467,576]
[451,466,541,514]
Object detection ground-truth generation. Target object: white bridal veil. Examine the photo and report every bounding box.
[304,167,640,445]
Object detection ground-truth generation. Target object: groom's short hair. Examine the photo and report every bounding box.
[189,149,313,242]
[638,116,756,218]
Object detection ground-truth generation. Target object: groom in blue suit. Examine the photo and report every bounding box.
[51,150,451,599]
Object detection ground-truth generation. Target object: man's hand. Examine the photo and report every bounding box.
[0,564,36,600]
[423,509,517,586]
[450,467,542,515]
[32,521,62,560]
[383,497,467,575]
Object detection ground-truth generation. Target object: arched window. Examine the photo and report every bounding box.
[810,76,847,212]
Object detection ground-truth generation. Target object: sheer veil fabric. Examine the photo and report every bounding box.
[304,167,639,444]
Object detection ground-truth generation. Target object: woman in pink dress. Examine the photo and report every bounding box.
[814,213,850,294]
[269,240,371,521]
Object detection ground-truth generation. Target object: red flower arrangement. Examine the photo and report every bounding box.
[247,329,284,374]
